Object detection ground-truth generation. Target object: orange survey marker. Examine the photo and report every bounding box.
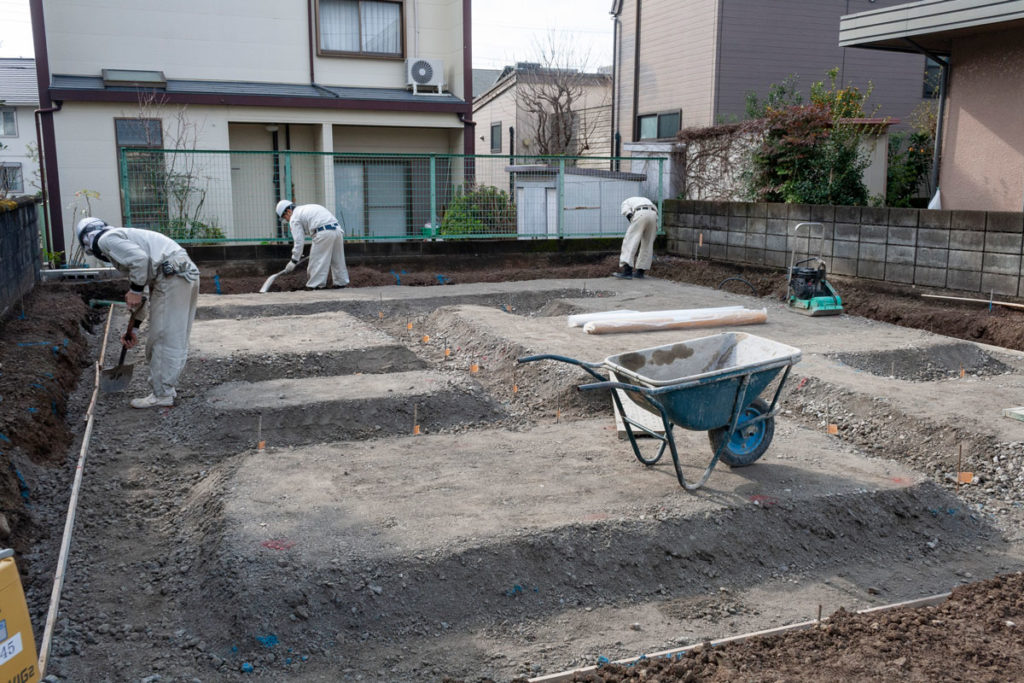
[827,424,838,435]
[0,550,39,682]
[957,471,974,484]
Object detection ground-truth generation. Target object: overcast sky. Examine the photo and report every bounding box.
[0,0,614,69]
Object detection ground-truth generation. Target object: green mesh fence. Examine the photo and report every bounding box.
[118,149,666,243]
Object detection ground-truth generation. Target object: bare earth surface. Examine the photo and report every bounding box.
[1,253,1023,682]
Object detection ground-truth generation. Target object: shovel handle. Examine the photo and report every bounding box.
[118,300,145,360]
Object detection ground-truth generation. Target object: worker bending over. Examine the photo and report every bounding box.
[276,200,350,290]
[75,218,200,408]
[615,197,658,280]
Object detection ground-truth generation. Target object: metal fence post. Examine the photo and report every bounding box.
[429,155,437,236]
[557,157,565,237]
[283,152,292,202]
[658,157,665,233]
[119,148,131,226]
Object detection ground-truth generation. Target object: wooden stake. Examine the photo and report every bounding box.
[257,415,265,450]
[413,404,420,435]
[957,444,962,492]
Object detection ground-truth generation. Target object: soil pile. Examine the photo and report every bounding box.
[554,571,1024,682]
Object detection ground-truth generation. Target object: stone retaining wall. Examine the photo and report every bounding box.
[0,197,40,319]
[663,200,1024,297]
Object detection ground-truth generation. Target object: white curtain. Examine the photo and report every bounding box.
[361,1,400,54]
[320,0,360,52]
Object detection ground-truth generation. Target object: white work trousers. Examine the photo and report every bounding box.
[306,229,349,288]
[146,271,199,398]
[619,211,658,271]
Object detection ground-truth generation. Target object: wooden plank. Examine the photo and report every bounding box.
[922,294,1024,311]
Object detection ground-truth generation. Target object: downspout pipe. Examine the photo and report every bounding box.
[30,0,65,256]
[904,38,949,201]
[610,2,621,165]
[631,0,642,142]
[34,103,61,259]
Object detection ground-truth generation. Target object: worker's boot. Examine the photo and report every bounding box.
[634,269,645,279]
[614,264,633,279]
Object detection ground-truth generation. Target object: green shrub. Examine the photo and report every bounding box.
[440,184,516,237]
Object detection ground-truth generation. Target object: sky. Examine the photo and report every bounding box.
[0,0,614,69]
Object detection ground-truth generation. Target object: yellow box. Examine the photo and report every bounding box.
[0,552,39,683]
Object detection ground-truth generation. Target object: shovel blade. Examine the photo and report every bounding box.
[259,272,280,293]
[100,363,135,393]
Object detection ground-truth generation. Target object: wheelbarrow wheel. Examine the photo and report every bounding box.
[707,398,774,467]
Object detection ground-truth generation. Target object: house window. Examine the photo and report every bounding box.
[490,122,502,153]
[0,163,23,193]
[923,57,942,98]
[0,109,16,136]
[115,118,168,228]
[637,111,681,140]
[319,0,403,57]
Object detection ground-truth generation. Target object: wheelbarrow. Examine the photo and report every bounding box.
[518,332,802,490]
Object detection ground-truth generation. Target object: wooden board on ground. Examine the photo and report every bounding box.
[612,389,666,440]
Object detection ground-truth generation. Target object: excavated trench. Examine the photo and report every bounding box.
[33,283,1024,682]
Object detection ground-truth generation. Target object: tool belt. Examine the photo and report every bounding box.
[159,252,199,282]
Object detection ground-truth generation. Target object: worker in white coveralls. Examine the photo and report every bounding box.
[615,197,659,279]
[75,218,200,409]
[275,200,350,290]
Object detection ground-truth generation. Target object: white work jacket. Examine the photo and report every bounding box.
[620,196,657,218]
[95,228,192,292]
[287,204,342,262]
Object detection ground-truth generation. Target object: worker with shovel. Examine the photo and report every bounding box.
[75,218,200,408]
[614,196,658,280]
[275,200,349,290]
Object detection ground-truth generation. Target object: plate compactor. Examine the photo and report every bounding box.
[787,222,843,317]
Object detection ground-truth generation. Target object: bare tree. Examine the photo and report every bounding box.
[513,32,610,158]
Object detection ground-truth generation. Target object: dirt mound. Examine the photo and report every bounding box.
[563,571,1024,682]
[831,342,1013,381]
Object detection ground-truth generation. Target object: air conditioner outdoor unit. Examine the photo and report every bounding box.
[406,58,445,94]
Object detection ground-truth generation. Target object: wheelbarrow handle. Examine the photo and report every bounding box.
[517,354,608,382]
[576,380,650,394]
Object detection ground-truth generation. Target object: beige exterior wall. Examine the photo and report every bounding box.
[614,0,719,140]
[51,101,466,247]
[43,0,465,97]
[941,28,1024,211]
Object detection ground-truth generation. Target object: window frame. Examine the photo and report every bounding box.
[637,110,681,141]
[316,0,406,60]
[0,162,23,193]
[0,108,17,137]
[923,57,942,99]
[490,121,502,153]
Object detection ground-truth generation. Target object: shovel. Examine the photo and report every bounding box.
[259,257,306,293]
[100,305,143,393]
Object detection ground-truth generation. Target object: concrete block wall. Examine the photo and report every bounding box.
[664,200,1024,297]
[0,197,40,319]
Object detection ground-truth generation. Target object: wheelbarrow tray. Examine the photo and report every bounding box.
[604,332,802,432]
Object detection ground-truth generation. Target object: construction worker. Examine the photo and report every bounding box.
[615,197,658,279]
[275,200,349,289]
[75,218,200,408]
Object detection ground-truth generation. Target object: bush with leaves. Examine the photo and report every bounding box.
[158,218,225,243]
[745,68,874,205]
[886,101,937,207]
[440,184,516,237]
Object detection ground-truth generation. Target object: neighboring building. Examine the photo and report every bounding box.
[30,0,473,252]
[840,0,1024,211]
[609,0,935,151]
[0,58,38,197]
[473,63,612,162]
[472,68,502,98]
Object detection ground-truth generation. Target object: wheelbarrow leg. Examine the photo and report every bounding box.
[669,374,754,491]
[612,389,671,466]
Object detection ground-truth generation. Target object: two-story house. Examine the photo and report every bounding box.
[609,0,934,151]
[0,58,38,198]
[30,0,473,253]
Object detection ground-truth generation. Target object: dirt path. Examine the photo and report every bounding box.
[3,258,1024,682]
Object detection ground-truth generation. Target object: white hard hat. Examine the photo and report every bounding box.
[276,200,295,218]
[75,217,106,245]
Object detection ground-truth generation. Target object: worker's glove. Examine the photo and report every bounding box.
[283,259,297,274]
